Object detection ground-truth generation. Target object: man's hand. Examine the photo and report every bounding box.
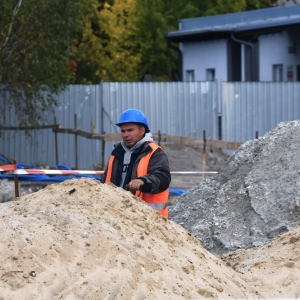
[128,179,144,193]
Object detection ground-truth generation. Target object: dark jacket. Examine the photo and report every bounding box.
[101,141,171,194]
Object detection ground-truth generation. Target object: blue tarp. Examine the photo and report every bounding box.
[0,156,10,164]
[0,158,102,181]
[169,189,189,195]
[0,173,85,182]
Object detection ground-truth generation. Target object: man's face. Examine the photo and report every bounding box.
[120,123,145,148]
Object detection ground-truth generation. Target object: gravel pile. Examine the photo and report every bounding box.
[170,120,300,255]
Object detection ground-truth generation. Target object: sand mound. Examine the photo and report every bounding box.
[170,120,300,255]
[0,178,259,300]
[221,225,300,298]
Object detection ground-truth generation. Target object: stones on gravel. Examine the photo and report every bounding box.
[170,120,300,255]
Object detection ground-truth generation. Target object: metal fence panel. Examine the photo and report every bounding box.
[53,85,103,169]
[2,81,300,169]
[222,81,300,155]
[0,81,218,169]
[0,85,103,169]
[101,81,219,163]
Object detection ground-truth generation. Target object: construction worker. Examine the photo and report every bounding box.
[102,108,171,218]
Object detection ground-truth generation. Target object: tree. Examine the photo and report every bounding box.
[75,0,197,82]
[0,0,95,129]
[135,0,281,80]
[75,0,283,83]
[134,0,179,81]
[75,0,143,83]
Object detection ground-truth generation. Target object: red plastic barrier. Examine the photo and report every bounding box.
[0,164,17,172]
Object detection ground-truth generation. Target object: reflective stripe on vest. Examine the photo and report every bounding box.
[148,203,168,210]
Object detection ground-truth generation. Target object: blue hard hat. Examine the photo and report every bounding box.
[116,109,150,132]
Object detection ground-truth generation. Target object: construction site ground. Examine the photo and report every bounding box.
[1,121,300,299]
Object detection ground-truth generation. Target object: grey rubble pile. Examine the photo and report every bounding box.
[0,179,15,203]
[0,179,44,203]
[170,120,300,255]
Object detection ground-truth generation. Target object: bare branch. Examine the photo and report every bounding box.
[2,0,23,48]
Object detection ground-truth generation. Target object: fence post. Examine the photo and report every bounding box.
[74,114,78,170]
[202,130,206,180]
[255,131,259,139]
[101,139,105,170]
[54,117,59,165]
[13,159,19,198]
[158,130,161,146]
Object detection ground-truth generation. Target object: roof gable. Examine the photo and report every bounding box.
[168,4,300,42]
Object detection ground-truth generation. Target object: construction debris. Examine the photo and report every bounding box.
[170,120,300,255]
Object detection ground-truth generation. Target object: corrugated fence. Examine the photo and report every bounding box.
[222,82,300,145]
[1,81,300,169]
[0,82,218,169]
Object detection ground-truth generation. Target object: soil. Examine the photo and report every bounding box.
[1,123,300,299]
[0,179,261,299]
[164,143,229,190]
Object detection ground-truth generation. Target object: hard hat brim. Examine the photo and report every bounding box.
[115,122,150,133]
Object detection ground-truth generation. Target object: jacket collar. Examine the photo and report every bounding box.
[112,141,152,158]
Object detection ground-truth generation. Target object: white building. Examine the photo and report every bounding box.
[167,5,300,82]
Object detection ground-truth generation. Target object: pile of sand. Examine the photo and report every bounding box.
[1,175,300,299]
[0,178,260,299]
[221,226,300,298]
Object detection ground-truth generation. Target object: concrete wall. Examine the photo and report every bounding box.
[259,30,300,81]
[180,30,300,82]
[181,40,228,81]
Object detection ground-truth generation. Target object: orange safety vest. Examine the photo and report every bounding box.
[105,143,169,218]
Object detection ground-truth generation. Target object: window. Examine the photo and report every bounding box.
[206,68,215,81]
[186,70,195,81]
[297,65,300,82]
[286,65,294,81]
[272,64,283,82]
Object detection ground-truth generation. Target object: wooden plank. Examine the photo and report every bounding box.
[180,136,191,146]
[2,124,58,130]
[210,139,225,149]
[55,128,75,134]
[162,135,191,146]
[1,126,243,150]
[76,130,104,140]
[104,133,121,142]
[55,128,104,140]
[102,133,243,150]
[227,142,242,150]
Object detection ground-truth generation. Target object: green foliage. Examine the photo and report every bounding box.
[0,0,283,127]
[133,0,279,80]
[75,0,144,83]
[76,0,275,83]
[0,0,95,129]
[133,1,169,80]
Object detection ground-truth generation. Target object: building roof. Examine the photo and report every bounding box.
[167,4,300,42]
